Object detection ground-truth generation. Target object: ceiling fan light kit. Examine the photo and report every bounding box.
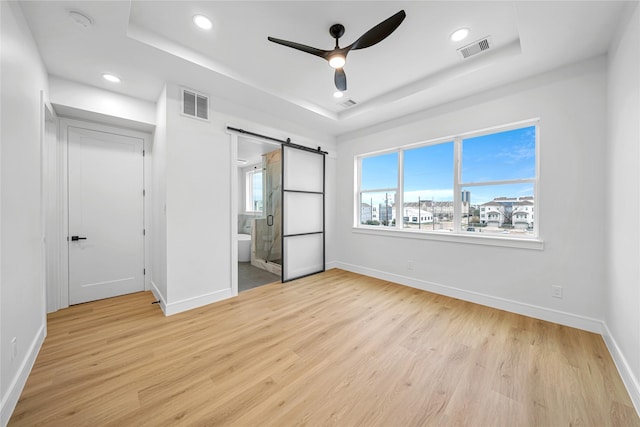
[268,10,406,91]
[328,54,346,69]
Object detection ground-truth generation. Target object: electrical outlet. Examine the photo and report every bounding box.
[551,285,563,299]
[11,337,17,361]
[407,260,415,271]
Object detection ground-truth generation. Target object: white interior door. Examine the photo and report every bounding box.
[281,145,325,282]
[68,127,144,305]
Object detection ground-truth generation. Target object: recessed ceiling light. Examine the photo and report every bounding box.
[237,159,248,165]
[450,28,470,42]
[102,73,121,83]
[333,91,344,98]
[193,14,213,30]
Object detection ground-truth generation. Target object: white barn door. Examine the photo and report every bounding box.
[281,145,325,282]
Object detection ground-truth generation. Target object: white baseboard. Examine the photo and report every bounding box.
[602,324,640,415]
[163,288,233,316]
[0,323,46,427]
[325,261,339,271]
[150,280,234,316]
[333,262,604,333]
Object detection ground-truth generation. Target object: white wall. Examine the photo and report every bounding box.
[156,82,336,314]
[605,3,640,412]
[0,2,48,424]
[49,76,155,131]
[164,82,233,312]
[335,56,608,332]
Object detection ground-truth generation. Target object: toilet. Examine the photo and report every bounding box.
[238,234,251,262]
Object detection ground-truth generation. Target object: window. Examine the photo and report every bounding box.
[356,121,538,239]
[245,169,263,212]
[461,125,536,234]
[403,141,454,232]
[359,152,397,227]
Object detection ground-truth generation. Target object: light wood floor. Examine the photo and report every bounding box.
[10,269,639,426]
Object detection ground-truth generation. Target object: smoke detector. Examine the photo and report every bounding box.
[69,10,93,29]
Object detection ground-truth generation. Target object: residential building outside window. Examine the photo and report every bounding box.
[403,141,454,232]
[356,120,539,239]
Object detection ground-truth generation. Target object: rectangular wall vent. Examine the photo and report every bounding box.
[182,88,209,120]
[340,99,357,108]
[458,36,492,59]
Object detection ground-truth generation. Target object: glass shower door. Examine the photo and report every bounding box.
[263,149,281,266]
[252,148,281,276]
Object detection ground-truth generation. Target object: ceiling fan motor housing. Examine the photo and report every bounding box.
[329,24,345,40]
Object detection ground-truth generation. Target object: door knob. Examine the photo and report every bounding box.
[71,236,87,241]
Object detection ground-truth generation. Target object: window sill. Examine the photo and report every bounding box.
[351,227,544,250]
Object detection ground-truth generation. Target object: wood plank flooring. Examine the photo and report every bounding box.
[9,269,640,426]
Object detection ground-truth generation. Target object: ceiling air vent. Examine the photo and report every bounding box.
[458,36,492,59]
[182,88,209,121]
[340,99,357,108]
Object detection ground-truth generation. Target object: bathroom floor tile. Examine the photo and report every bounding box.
[238,262,281,292]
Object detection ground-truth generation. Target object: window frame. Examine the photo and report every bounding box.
[245,168,263,213]
[355,151,400,228]
[354,119,542,250]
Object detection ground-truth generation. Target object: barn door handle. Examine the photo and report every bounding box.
[71,236,87,241]
[267,215,274,226]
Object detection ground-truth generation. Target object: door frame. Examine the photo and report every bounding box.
[228,127,286,295]
[229,132,239,297]
[41,96,60,313]
[56,118,152,310]
[227,125,327,293]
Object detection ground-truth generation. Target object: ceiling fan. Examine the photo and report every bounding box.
[267,10,406,92]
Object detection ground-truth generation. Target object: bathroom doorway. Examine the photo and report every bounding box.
[236,136,281,292]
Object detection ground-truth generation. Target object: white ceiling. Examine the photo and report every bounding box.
[19,1,631,137]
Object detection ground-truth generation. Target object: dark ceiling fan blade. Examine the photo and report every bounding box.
[267,36,329,59]
[269,11,406,91]
[348,10,406,51]
[334,68,347,91]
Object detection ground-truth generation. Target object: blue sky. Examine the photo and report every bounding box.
[361,126,536,205]
[462,126,536,182]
